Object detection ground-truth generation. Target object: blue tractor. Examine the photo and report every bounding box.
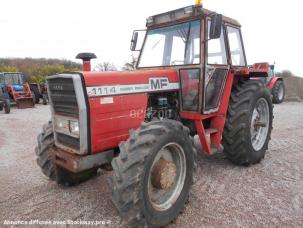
[0,72,35,108]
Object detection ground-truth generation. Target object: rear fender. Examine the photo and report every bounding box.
[268,77,283,90]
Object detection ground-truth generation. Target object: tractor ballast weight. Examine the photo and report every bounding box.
[35,4,274,227]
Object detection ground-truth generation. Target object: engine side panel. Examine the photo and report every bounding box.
[83,69,180,154]
[89,94,148,154]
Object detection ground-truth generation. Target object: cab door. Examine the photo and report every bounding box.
[203,20,229,114]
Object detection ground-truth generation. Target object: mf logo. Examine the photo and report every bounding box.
[149,78,169,90]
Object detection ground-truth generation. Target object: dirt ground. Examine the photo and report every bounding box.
[0,102,302,227]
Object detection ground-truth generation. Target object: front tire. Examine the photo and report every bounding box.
[109,120,195,227]
[35,121,97,185]
[222,80,273,165]
[272,80,285,104]
[35,121,56,180]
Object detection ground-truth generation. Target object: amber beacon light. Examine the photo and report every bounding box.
[195,0,203,6]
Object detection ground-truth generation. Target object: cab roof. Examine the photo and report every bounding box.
[146,5,241,28]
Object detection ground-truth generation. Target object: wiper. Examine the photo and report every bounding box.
[152,36,164,49]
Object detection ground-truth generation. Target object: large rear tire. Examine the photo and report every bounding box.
[4,99,10,114]
[42,94,48,105]
[222,80,273,165]
[30,85,40,104]
[272,80,285,104]
[109,120,195,227]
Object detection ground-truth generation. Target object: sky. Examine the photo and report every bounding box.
[1,0,302,76]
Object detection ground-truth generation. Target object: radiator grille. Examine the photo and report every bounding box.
[48,76,80,151]
[57,133,80,150]
[47,78,79,117]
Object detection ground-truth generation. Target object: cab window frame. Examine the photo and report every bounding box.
[206,19,229,67]
[225,24,247,67]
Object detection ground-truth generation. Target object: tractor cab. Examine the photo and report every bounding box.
[0,72,25,91]
[132,4,247,114]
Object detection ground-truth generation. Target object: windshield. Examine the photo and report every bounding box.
[138,20,201,68]
[0,73,24,84]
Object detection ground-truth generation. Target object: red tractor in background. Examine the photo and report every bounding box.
[251,63,285,104]
[29,83,49,105]
[35,3,274,227]
[0,72,35,108]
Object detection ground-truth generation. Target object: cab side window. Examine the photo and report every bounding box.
[227,26,246,66]
[207,21,227,65]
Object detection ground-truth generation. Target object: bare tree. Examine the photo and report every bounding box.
[122,55,137,71]
[94,62,117,71]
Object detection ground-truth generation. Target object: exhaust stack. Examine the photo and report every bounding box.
[76,53,97,71]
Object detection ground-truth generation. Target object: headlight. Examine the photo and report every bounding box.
[55,117,69,131]
[69,120,79,136]
[54,116,79,138]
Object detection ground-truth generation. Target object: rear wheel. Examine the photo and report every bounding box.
[222,80,273,165]
[42,94,48,105]
[4,99,10,114]
[272,80,285,104]
[109,120,195,227]
[30,85,40,104]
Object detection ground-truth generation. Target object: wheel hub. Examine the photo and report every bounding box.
[151,159,177,190]
[147,143,186,211]
[250,98,270,151]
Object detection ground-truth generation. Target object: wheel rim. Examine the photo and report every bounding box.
[250,98,270,151]
[148,143,186,211]
[278,83,284,101]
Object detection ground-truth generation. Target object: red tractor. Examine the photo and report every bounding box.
[251,63,285,104]
[0,72,35,108]
[29,83,49,105]
[35,3,273,227]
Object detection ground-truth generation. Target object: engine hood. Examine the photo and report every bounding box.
[82,69,180,97]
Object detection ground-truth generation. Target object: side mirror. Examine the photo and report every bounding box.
[130,32,139,51]
[130,30,146,51]
[209,14,223,40]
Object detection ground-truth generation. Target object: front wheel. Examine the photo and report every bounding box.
[223,80,273,165]
[109,120,195,227]
[272,80,285,104]
[35,121,97,186]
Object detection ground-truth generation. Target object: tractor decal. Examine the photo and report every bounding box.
[86,77,180,97]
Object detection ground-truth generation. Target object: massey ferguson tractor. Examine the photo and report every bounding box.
[251,63,285,104]
[35,2,273,227]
